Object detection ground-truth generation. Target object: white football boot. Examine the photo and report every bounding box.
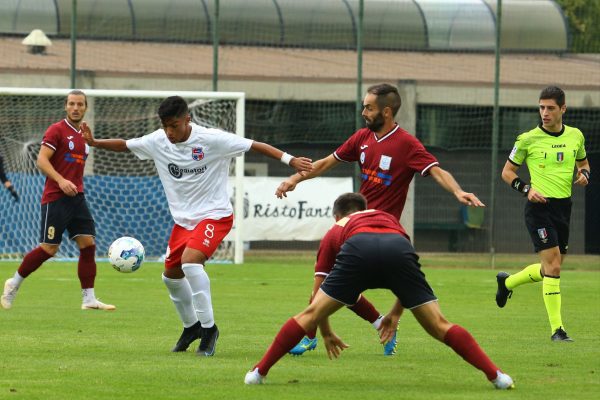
[492,370,515,390]
[244,368,266,385]
[1,278,19,309]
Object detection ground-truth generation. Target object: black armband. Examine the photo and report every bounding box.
[580,169,590,181]
[511,177,530,196]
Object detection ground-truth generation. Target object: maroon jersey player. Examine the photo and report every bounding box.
[1,90,114,311]
[278,83,484,356]
[244,193,513,390]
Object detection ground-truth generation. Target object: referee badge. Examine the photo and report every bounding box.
[537,228,548,244]
[556,152,564,162]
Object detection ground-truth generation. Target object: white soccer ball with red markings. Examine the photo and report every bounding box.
[108,236,145,273]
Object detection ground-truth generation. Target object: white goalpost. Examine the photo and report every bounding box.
[0,87,246,264]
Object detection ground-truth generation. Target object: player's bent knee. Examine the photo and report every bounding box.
[40,244,59,256]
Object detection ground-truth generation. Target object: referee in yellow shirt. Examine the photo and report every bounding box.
[496,86,590,342]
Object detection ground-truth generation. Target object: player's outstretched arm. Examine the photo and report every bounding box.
[250,141,312,174]
[81,122,129,152]
[276,154,340,198]
[429,166,485,207]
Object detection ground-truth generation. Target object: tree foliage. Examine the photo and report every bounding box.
[555,0,600,53]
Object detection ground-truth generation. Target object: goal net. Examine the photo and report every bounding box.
[0,88,245,263]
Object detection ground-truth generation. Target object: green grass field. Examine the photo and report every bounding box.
[0,254,599,399]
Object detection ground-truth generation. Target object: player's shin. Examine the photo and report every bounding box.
[348,295,381,324]
[505,263,543,290]
[162,274,198,327]
[255,318,307,376]
[78,245,96,289]
[443,325,500,381]
[182,263,214,328]
[543,276,563,333]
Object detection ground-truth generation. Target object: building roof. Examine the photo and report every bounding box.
[2,38,599,89]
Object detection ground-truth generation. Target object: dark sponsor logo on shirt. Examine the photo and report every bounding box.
[551,144,566,148]
[168,163,207,179]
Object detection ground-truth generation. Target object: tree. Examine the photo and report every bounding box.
[555,0,600,53]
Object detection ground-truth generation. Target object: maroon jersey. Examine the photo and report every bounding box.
[40,119,89,204]
[334,125,439,219]
[315,209,408,276]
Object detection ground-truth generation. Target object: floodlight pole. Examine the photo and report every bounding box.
[355,0,364,132]
[489,0,503,269]
[70,0,77,88]
[354,0,364,191]
[212,0,219,91]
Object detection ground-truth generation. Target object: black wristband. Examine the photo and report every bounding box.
[580,169,590,181]
[511,177,529,194]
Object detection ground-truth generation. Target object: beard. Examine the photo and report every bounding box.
[365,112,384,132]
[68,114,83,123]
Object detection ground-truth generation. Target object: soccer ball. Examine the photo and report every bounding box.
[108,236,145,273]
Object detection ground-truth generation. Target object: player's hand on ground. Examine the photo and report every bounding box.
[290,157,313,174]
[59,178,78,197]
[527,187,548,203]
[275,179,297,199]
[574,170,589,186]
[377,315,399,345]
[456,191,485,207]
[81,122,95,146]
[321,332,349,359]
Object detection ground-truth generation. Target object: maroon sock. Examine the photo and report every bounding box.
[78,245,96,289]
[255,318,306,376]
[443,325,499,381]
[348,295,380,324]
[17,247,53,278]
[306,328,317,340]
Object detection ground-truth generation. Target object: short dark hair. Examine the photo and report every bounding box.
[367,83,402,116]
[158,96,189,120]
[539,86,565,107]
[65,89,87,107]
[333,192,367,218]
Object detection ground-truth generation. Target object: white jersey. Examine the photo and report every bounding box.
[126,123,253,229]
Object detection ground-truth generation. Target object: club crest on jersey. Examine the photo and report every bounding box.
[379,155,392,170]
[192,147,204,161]
[537,228,548,243]
[68,141,74,150]
[360,152,365,164]
[556,152,564,162]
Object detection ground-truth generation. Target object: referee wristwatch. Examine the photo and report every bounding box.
[522,184,530,196]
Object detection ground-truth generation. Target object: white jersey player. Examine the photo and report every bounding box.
[82,96,313,356]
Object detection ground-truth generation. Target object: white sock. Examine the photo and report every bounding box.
[182,263,214,328]
[162,274,198,328]
[372,315,384,330]
[11,271,24,287]
[82,288,96,304]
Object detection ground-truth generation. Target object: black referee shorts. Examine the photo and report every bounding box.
[40,193,96,245]
[320,233,437,309]
[524,197,572,254]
